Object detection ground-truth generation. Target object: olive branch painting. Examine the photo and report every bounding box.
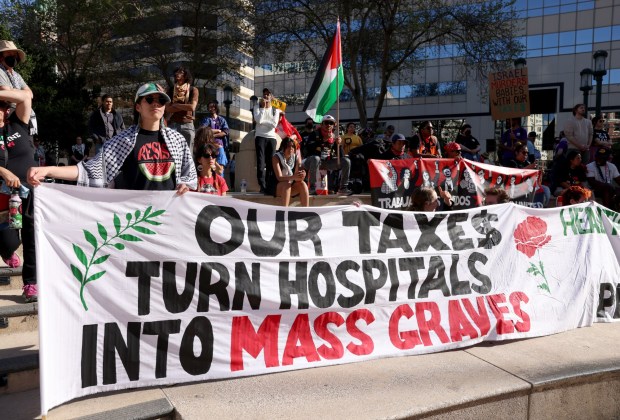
[71,206,165,310]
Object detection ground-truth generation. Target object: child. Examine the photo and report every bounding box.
[195,144,228,196]
[194,126,227,171]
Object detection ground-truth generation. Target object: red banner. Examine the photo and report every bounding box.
[368,158,541,210]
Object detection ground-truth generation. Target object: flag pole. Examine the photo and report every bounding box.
[336,17,341,166]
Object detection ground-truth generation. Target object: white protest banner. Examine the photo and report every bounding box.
[34,184,619,414]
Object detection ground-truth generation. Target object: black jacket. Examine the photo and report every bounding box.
[88,108,125,141]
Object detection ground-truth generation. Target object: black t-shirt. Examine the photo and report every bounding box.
[306,130,344,160]
[114,129,176,190]
[505,159,528,169]
[0,112,36,183]
[455,133,480,151]
[380,148,407,160]
[593,129,610,146]
[553,162,587,187]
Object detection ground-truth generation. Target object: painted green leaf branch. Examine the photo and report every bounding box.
[526,250,550,293]
[71,206,165,311]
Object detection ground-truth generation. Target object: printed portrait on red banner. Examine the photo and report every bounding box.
[369,158,541,210]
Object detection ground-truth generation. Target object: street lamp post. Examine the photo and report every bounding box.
[250,95,258,130]
[223,85,233,123]
[592,50,608,117]
[579,68,593,113]
[514,58,527,70]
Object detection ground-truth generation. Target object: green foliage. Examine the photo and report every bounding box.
[71,206,165,311]
[0,0,115,148]
[254,0,524,128]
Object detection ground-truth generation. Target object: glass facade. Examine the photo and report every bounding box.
[512,0,595,17]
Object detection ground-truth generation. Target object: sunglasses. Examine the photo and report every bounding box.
[202,153,218,159]
[144,96,167,105]
[323,121,335,126]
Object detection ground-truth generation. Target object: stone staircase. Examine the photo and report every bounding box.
[0,250,174,420]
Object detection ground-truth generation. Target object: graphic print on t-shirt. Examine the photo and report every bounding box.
[137,140,175,182]
[198,176,219,194]
[0,130,21,150]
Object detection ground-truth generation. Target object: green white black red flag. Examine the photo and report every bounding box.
[303,20,344,123]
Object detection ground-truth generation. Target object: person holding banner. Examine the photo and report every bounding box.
[410,186,452,212]
[483,187,510,205]
[506,142,551,206]
[0,87,37,302]
[505,142,538,170]
[27,82,197,193]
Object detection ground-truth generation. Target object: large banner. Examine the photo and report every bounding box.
[369,158,541,210]
[35,184,620,414]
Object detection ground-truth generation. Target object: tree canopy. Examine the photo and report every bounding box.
[254,0,524,128]
[0,0,255,150]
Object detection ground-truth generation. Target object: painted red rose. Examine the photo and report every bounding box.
[513,216,551,258]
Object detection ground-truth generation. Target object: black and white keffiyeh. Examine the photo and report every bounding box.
[77,125,197,189]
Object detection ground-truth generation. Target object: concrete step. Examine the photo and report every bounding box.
[0,266,23,292]
[0,289,38,335]
[0,242,24,292]
[0,330,39,395]
[0,329,176,420]
[165,323,620,420]
[230,191,371,207]
[0,324,618,418]
[0,387,174,420]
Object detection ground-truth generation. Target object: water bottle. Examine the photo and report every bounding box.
[8,189,22,229]
[240,178,247,194]
[0,181,29,198]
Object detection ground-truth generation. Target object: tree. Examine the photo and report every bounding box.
[116,0,255,96]
[254,0,523,128]
[0,0,128,151]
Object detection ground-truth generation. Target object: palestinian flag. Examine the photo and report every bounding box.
[303,20,344,123]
